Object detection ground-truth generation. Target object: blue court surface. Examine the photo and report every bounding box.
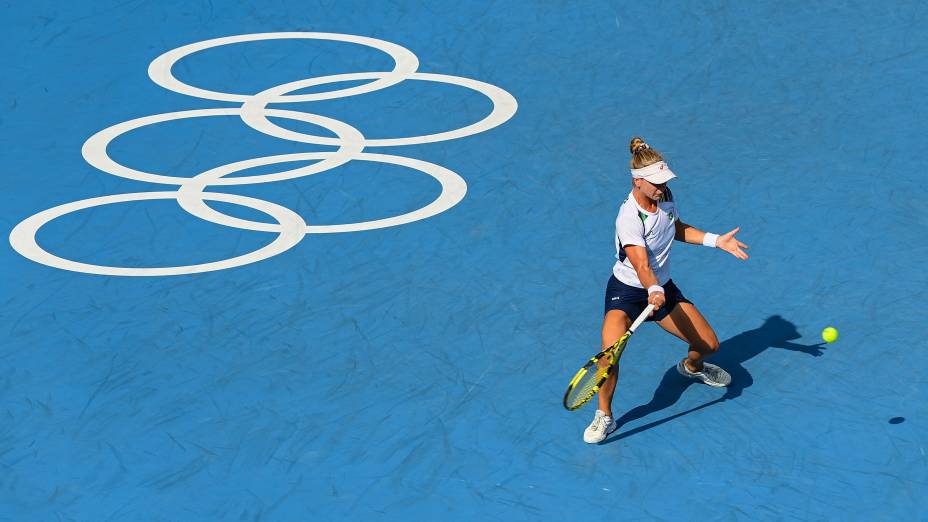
[2,1,926,520]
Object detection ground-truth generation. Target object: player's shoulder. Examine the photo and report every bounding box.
[617,191,640,212]
[616,195,639,220]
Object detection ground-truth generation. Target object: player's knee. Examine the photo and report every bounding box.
[695,337,720,354]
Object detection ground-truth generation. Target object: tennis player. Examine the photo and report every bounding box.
[584,137,750,443]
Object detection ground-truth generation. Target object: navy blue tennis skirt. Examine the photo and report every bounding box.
[603,275,692,321]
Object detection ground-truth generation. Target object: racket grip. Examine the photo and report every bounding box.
[628,304,654,333]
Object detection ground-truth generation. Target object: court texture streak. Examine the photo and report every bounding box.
[1,1,925,521]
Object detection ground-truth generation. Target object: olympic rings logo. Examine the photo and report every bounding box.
[8,32,517,276]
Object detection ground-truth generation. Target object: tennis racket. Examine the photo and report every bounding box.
[562,304,654,411]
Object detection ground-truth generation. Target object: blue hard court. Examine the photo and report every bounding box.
[1,1,926,520]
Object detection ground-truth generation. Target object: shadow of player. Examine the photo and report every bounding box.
[602,315,825,444]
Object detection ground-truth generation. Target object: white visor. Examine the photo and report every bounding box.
[630,161,676,184]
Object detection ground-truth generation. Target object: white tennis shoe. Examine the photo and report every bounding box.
[583,409,617,444]
[676,359,731,387]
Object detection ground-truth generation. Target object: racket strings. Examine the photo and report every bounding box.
[565,363,609,409]
[563,328,637,411]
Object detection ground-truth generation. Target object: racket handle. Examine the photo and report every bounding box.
[628,304,654,333]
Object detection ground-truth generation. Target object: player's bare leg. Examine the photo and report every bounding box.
[597,309,631,417]
[657,302,730,387]
[656,302,719,368]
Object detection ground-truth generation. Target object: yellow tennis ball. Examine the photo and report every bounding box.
[822,327,838,343]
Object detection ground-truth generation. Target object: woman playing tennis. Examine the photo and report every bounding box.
[583,137,750,444]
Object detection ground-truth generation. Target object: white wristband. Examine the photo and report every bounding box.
[702,232,719,248]
[647,285,664,295]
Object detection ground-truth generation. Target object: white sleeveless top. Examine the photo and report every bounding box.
[612,190,678,288]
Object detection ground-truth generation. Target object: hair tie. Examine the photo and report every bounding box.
[633,143,650,153]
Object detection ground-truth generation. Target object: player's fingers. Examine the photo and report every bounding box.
[651,294,665,310]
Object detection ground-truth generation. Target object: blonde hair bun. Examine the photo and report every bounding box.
[629,137,650,155]
[628,136,663,169]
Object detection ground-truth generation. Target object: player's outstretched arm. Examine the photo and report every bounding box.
[674,220,749,260]
[716,227,749,260]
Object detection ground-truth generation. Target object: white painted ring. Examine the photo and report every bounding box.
[148,32,419,103]
[176,151,467,234]
[82,108,365,186]
[240,72,518,147]
[8,191,307,276]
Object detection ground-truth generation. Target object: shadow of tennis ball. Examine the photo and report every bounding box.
[888,417,905,424]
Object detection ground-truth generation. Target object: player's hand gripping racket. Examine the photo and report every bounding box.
[562,304,654,411]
